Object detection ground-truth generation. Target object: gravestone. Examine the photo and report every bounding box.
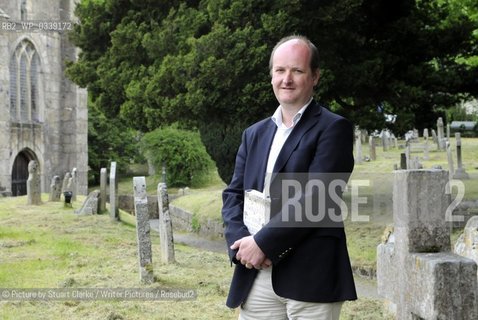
[62,172,72,193]
[377,170,477,319]
[355,127,362,164]
[446,141,455,179]
[437,117,446,150]
[109,162,119,220]
[99,168,107,213]
[27,160,42,205]
[400,153,407,170]
[423,129,430,160]
[453,132,470,180]
[455,216,478,270]
[75,190,100,215]
[133,176,154,284]
[49,175,61,201]
[369,136,376,161]
[431,129,438,146]
[71,168,78,202]
[381,130,389,152]
[447,123,451,141]
[158,182,175,264]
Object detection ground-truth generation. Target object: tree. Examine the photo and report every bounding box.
[67,0,478,183]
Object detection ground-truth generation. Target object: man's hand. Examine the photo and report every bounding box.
[231,236,272,269]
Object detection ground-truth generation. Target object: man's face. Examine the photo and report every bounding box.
[271,40,319,110]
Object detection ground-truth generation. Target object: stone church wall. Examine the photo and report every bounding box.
[0,0,88,196]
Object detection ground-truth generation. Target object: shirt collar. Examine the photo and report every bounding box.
[271,98,312,129]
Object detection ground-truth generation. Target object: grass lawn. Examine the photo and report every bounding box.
[0,195,392,319]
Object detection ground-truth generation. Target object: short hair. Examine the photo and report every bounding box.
[269,35,320,74]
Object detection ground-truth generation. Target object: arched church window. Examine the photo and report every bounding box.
[9,40,41,123]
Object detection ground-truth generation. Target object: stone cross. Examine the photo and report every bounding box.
[49,175,61,201]
[158,182,175,264]
[27,160,42,205]
[377,170,477,319]
[368,136,376,161]
[133,176,154,284]
[446,141,455,179]
[355,127,362,164]
[109,161,118,220]
[99,168,107,213]
[453,132,470,179]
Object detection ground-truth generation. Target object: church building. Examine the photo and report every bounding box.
[0,0,88,196]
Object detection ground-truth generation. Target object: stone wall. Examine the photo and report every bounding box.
[0,0,88,195]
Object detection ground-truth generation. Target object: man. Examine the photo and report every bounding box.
[222,35,357,319]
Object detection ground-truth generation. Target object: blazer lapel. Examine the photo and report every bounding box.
[273,101,322,173]
[251,120,277,191]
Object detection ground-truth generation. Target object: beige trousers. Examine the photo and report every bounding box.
[239,268,342,320]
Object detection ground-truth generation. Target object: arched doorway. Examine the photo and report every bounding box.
[11,150,36,196]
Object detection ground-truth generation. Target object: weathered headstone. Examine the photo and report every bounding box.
[446,141,455,179]
[49,175,61,202]
[71,168,78,202]
[27,160,42,205]
[446,123,451,141]
[405,143,411,169]
[400,153,407,170]
[453,132,470,180]
[437,117,446,150]
[62,172,72,193]
[431,129,438,145]
[355,127,362,164]
[369,136,376,161]
[109,162,119,220]
[377,170,478,319]
[455,216,478,270]
[423,129,430,160]
[99,168,107,213]
[75,190,100,215]
[381,130,389,152]
[158,182,175,264]
[133,176,154,284]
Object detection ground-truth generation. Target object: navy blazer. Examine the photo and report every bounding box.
[222,100,357,308]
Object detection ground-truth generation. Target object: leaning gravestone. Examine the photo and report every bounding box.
[27,160,42,205]
[75,190,100,215]
[49,175,61,201]
[109,162,119,220]
[133,176,154,284]
[158,182,175,264]
[377,170,477,319]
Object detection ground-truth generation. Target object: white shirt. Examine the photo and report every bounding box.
[263,98,312,195]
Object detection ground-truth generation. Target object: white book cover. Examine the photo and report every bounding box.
[243,189,271,235]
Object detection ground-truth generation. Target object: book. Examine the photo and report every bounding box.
[243,189,271,235]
